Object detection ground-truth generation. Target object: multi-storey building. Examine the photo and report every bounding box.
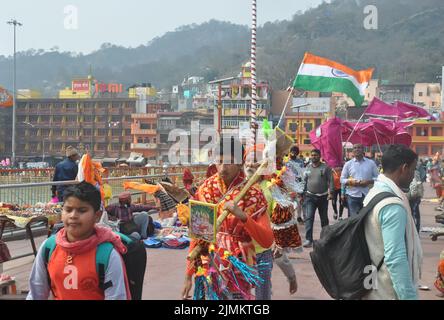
[131,102,170,162]
[157,110,214,164]
[379,83,414,104]
[413,83,441,110]
[284,97,333,156]
[212,63,271,135]
[407,120,444,157]
[15,98,136,161]
[0,107,12,158]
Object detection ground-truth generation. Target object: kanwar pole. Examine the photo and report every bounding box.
[249,0,258,154]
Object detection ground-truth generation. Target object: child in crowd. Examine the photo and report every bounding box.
[331,167,344,220]
[27,181,130,300]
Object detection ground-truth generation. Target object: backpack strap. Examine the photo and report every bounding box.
[43,235,57,264]
[43,235,57,296]
[96,232,133,291]
[360,192,399,217]
[361,192,399,271]
[96,242,114,291]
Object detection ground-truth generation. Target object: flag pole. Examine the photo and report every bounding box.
[372,126,383,155]
[345,105,367,145]
[277,87,295,129]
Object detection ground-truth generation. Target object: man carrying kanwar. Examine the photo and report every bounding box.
[181,137,274,300]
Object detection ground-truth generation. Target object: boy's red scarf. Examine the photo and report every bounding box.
[56,225,127,255]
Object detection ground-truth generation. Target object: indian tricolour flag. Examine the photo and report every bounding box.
[293,52,374,107]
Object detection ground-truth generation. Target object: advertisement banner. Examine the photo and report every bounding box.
[72,79,90,92]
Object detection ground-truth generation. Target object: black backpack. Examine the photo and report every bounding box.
[44,231,147,300]
[309,192,398,300]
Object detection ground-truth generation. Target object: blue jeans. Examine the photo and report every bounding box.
[131,212,149,239]
[255,249,273,300]
[346,195,365,217]
[409,198,421,233]
[303,194,329,242]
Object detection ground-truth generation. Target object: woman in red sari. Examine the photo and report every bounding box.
[182,138,274,300]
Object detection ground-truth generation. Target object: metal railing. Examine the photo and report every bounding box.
[0,167,207,205]
[0,165,207,184]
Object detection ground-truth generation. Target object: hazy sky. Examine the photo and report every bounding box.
[0,0,324,56]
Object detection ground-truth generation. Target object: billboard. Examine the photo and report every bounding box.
[95,82,123,94]
[292,98,331,113]
[72,79,90,92]
[0,87,13,108]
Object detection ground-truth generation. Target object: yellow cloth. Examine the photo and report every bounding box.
[5,214,60,229]
[103,183,112,206]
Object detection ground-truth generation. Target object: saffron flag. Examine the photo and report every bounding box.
[293,52,374,107]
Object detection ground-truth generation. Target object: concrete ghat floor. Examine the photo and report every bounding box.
[2,184,443,300]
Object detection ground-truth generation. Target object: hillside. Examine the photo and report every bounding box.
[0,0,443,96]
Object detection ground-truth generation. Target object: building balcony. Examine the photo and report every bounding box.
[80,122,94,128]
[110,136,121,143]
[131,143,158,150]
[429,136,444,142]
[124,107,135,114]
[51,108,68,115]
[22,136,43,142]
[21,108,40,115]
[108,108,121,115]
[36,109,52,115]
[95,136,106,143]
[65,122,79,127]
[61,136,79,142]
[95,109,107,116]
[412,136,430,142]
[79,135,94,141]
[131,128,157,135]
[82,108,94,115]
[94,123,106,129]
[132,113,157,119]
[34,123,53,128]
[158,125,176,131]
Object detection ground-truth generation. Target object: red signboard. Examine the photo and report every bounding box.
[95,82,123,94]
[72,79,90,92]
[0,87,13,108]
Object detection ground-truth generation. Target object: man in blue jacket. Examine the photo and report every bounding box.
[52,146,80,202]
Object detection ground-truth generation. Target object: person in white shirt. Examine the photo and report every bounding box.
[340,144,379,217]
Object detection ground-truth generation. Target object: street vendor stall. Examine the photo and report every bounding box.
[0,202,62,258]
